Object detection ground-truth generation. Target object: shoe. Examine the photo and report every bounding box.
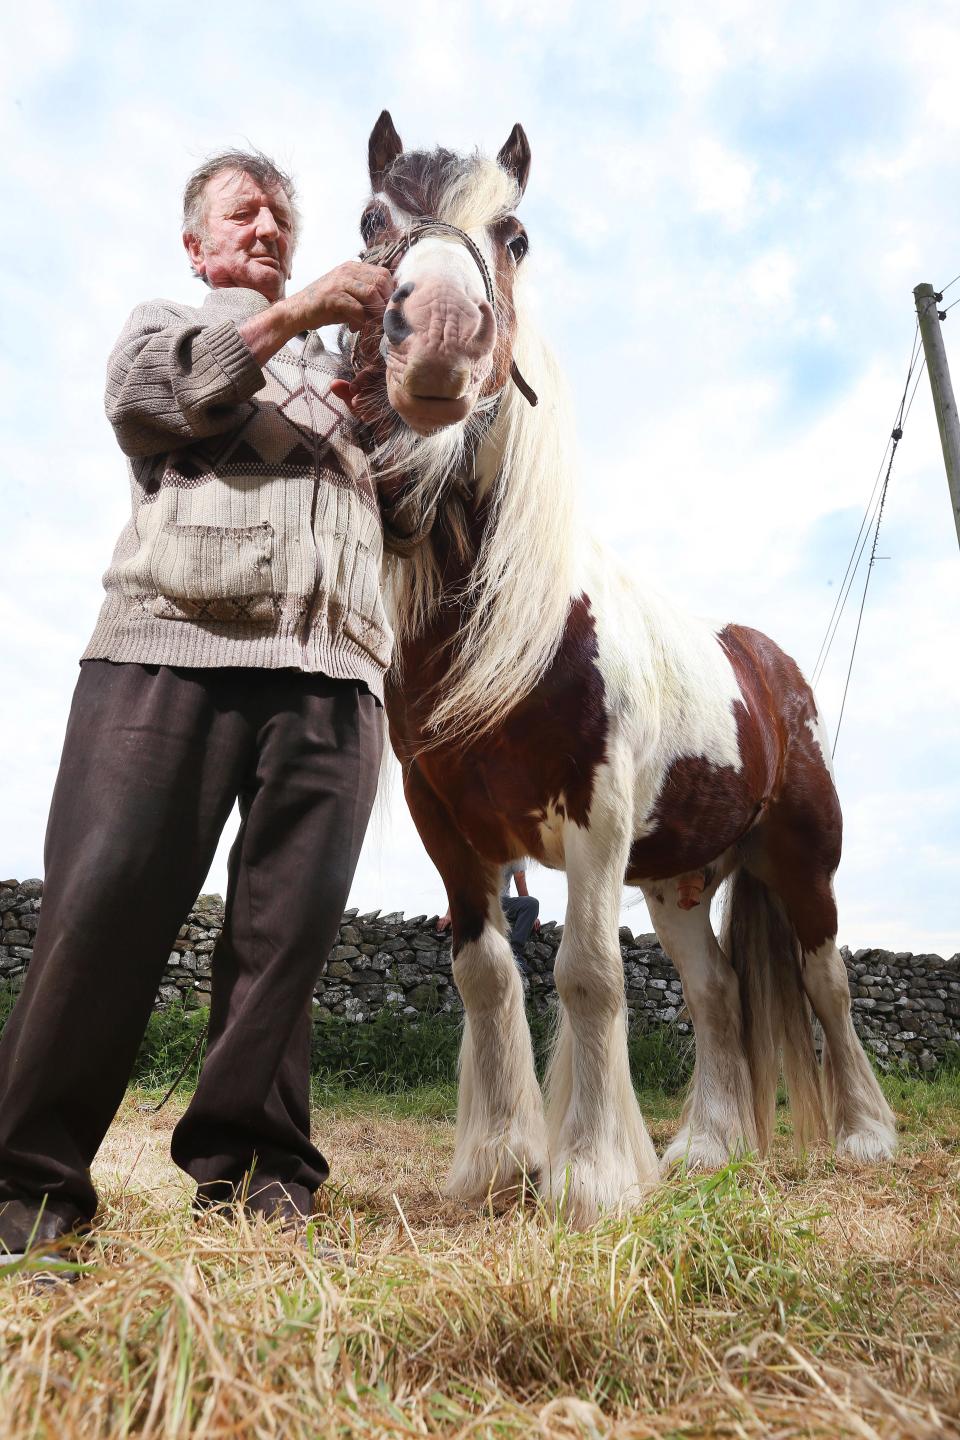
[244,1178,313,1232]
[0,1196,90,1269]
[195,1175,313,1233]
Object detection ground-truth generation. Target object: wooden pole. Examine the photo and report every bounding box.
[914,282,960,551]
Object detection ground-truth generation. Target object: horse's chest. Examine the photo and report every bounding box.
[411,596,610,864]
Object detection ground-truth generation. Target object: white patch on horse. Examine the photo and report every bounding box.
[576,541,744,839]
[393,234,490,308]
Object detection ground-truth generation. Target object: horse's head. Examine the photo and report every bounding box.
[334,111,533,443]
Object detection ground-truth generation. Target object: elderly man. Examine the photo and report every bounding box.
[0,150,411,1261]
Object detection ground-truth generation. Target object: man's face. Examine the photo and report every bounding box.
[184,169,295,303]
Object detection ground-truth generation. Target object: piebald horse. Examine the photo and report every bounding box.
[332,112,897,1226]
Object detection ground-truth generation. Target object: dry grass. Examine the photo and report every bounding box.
[1,1081,958,1439]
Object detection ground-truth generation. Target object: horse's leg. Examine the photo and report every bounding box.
[403,764,546,1202]
[767,864,896,1160]
[643,869,758,1173]
[748,750,897,1162]
[800,933,897,1159]
[545,770,659,1226]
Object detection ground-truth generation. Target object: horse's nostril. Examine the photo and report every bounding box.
[383,307,413,346]
[391,282,414,304]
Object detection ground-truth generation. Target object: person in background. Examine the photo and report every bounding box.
[437,860,540,972]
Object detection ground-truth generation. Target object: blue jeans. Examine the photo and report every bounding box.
[501,895,539,965]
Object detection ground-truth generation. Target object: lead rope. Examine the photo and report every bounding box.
[354,219,538,407]
[137,1021,208,1115]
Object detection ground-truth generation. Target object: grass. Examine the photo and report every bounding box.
[121,999,696,1098]
[0,1073,958,1438]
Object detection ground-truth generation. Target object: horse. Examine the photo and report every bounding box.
[330,111,897,1227]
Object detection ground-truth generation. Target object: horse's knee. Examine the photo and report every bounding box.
[801,941,852,1023]
[555,945,623,1019]
[453,929,516,1009]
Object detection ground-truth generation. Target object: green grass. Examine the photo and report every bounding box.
[121,1000,697,1099]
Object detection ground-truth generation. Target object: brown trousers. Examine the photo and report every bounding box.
[0,661,382,1220]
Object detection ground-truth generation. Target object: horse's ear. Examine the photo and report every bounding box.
[497,123,531,197]
[369,110,404,189]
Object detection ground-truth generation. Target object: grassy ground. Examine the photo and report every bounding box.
[0,1074,958,1438]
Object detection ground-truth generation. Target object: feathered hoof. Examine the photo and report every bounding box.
[546,1151,657,1229]
[835,1121,897,1163]
[659,1128,742,1176]
[444,1132,547,1208]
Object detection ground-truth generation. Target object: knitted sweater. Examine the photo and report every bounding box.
[84,286,421,701]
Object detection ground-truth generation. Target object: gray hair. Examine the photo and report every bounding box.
[182,149,302,272]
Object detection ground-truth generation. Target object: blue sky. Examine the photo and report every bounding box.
[1,0,958,952]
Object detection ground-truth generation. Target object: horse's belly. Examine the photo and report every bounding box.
[625,752,765,883]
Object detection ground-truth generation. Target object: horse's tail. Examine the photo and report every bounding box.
[719,867,826,1153]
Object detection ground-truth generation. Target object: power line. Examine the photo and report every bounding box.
[810,324,922,689]
[831,442,896,757]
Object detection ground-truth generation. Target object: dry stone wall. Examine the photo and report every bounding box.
[2,879,958,1071]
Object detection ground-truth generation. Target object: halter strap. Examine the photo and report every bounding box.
[355,219,538,408]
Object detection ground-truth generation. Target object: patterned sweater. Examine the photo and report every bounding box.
[83,286,422,701]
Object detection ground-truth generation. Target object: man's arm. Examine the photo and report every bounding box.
[513,869,541,931]
[104,300,267,458]
[105,263,393,459]
[236,261,393,365]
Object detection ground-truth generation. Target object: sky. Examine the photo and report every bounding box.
[1,0,958,954]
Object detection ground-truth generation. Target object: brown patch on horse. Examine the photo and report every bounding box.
[625,623,840,940]
[722,626,842,953]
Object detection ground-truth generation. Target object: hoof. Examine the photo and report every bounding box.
[445,1136,547,1208]
[660,1130,740,1176]
[546,1152,656,1229]
[835,1122,897,1163]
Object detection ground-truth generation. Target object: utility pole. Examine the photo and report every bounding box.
[914,282,960,552]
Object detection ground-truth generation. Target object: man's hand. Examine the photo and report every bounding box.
[238,261,394,365]
[437,910,452,934]
[287,261,394,333]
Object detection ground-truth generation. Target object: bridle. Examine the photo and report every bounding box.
[351,218,539,408]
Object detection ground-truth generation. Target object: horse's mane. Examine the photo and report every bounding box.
[377,153,578,745]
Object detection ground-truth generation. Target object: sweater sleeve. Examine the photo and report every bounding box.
[104,298,267,458]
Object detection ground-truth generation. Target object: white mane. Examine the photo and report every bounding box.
[378,158,578,744]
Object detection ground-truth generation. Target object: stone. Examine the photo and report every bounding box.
[330,945,360,963]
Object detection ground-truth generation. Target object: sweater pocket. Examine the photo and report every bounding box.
[338,532,393,667]
[148,521,277,624]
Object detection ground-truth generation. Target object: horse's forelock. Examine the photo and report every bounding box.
[380,149,520,231]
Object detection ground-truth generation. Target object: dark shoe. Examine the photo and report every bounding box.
[194,1175,313,1233]
[244,1178,312,1230]
[0,1196,90,1268]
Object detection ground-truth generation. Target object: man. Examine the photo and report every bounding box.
[437,860,540,971]
[0,150,418,1262]
[499,861,541,970]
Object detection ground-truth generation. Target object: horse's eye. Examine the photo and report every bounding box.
[508,232,529,263]
[361,205,388,248]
